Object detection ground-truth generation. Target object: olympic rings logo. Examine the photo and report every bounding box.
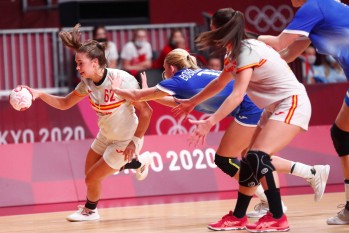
[155,114,220,135]
[245,5,294,33]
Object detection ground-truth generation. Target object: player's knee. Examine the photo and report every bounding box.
[85,174,100,186]
[245,150,275,180]
[214,153,240,177]
[331,123,349,157]
[238,157,259,187]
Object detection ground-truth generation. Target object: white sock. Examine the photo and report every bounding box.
[254,185,268,203]
[290,162,314,179]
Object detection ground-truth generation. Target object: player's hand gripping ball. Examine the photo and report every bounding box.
[9,86,33,111]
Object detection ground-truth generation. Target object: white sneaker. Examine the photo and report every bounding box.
[135,151,153,181]
[307,164,330,202]
[327,205,349,225]
[246,201,288,218]
[66,206,100,222]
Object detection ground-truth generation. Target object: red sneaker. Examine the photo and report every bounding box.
[245,212,290,232]
[208,211,248,231]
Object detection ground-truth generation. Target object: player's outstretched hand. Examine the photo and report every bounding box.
[187,118,214,147]
[140,72,149,89]
[108,71,124,90]
[172,98,196,118]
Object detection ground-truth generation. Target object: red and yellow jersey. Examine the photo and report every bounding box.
[74,68,139,140]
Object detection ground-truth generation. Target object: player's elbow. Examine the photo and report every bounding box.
[59,99,75,110]
[231,92,245,104]
[58,105,72,110]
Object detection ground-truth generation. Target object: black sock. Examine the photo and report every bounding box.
[233,192,253,218]
[85,198,99,210]
[123,159,141,169]
[265,189,283,219]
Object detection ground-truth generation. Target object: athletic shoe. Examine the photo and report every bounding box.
[327,205,349,225]
[66,205,100,222]
[247,201,288,218]
[135,151,153,181]
[307,164,330,202]
[208,211,248,231]
[245,212,290,232]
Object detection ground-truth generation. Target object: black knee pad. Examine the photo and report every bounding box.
[214,154,240,177]
[239,157,260,187]
[331,124,349,156]
[245,150,275,180]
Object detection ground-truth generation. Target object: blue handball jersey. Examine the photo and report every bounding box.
[284,0,349,79]
[156,69,261,117]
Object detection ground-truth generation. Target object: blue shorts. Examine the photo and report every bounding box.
[232,95,263,127]
[345,89,349,107]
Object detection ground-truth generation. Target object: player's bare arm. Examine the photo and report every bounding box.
[34,90,85,110]
[211,68,252,125]
[111,85,169,102]
[279,38,311,63]
[258,33,301,52]
[153,96,177,107]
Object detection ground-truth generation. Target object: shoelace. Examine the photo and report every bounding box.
[77,205,95,216]
[336,204,346,215]
[254,202,269,211]
[138,165,146,173]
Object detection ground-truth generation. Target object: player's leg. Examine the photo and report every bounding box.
[85,148,102,175]
[66,148,115,222]
[214,100,263,179]
[85,132,108,176]
[244,120,300,232]
[67,137,123,222]
[220,120,280,211]
[215,120,255,179]
[327,98,349,225]
[245,95,311,232]
[209,121,262,229]
[271,154,330,202]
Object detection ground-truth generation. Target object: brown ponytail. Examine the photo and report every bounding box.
[59,23,82,51]
[59,24,108,68]
[196,8,248,61]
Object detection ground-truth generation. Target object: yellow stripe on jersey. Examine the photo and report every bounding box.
[285,95,298,124]
[73,90,88,97]
[89,97,126,110]
[236,59,267,73]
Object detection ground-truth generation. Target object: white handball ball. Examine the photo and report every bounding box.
[9,86,33,111]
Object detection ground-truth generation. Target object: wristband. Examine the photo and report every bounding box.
[132,136,142,146]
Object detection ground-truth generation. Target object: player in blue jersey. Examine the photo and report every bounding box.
[258,0,349,225]
[109,48,329,228]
